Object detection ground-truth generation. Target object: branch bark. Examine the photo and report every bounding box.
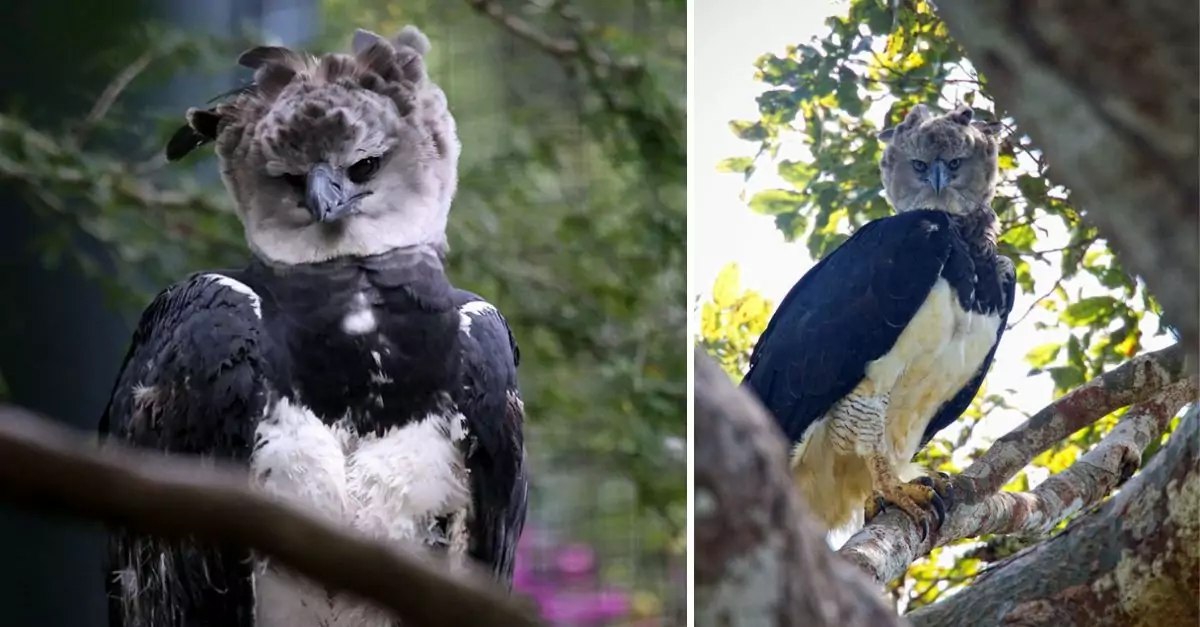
[839,345,1196,585]
[0,404,541,627]
[906,404,1200,627]
[957,343,1190,499]
[932,0,1200,363]
[693,348,905,627]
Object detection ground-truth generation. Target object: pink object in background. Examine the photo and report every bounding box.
[512,525,634,625]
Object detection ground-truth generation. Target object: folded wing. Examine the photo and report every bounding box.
[100,272,272,627]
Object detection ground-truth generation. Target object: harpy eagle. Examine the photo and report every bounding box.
[99,26,528,627]
[742,104,1016,537]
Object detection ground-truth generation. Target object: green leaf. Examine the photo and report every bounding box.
[1048,366,1087,391]
[716,156,753,174]
[1016,174,1048,200]
[1062,296,1119,326]
[1000,223,1036,252]
[1066,334,1085,368]
[748,188,806,216]
[835,68,865,116]
[1025,342,1062,369]
[729,119,768,142]
[711,264,742,308]
[777,159,817,188]
[774,212,809,239]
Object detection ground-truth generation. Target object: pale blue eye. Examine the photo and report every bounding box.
[911,160,928,173]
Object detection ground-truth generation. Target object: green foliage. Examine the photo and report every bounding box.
[697,0,1178,615]
[697,264,773,380]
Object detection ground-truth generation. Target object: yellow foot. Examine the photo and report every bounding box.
[863,472,954,540]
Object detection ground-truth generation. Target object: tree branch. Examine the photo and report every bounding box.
[74,38,181,146]
[906,404,1200,627]
[838,343,1195,585]
[1005,276,1063,331]
[969,378,1195,537]
[959,343,1190,499]
[932,0,1200,364]
[694,349,906,627]
[464,0,581,58]
[0,404,542,627]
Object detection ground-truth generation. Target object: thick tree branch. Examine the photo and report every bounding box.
[970,379,1195,537]
[906,404,1200,627]
[960,343,1190,499]
[933,0,1200,363]
[839,344,1195,585]
[0,404,541,627]
[694,349,905,627]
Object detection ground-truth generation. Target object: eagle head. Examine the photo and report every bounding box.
[168,26,459,265]
[877,103,1003,216]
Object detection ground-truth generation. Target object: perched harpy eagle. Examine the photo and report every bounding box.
[742,104,1015,536]
[100,26,528,627]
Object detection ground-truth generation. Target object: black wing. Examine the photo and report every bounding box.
[452,290,528,587]
[918,255,1017,447]
[100,272,272,627]
[741,209,956,445]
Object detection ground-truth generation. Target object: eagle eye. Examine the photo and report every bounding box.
[910,159,928,173]
[347,157,381,184]
[281,173,306,191]
[947,158,962,170]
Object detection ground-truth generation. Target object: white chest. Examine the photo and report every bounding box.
[864,278,1001,463]
[248,398,472,627]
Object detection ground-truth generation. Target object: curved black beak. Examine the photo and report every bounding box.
[924,159,950,195]
[305,163,352,223]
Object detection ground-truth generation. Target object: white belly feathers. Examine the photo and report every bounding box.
[198,276,478,626]
[867,278,1000,465]
[249,398,471,627]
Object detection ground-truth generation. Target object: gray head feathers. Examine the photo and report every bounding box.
[165,25,461,265]
[354,26,430,57]
[877,103,1002,216]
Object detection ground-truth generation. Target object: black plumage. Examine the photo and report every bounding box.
[743,208,1015,451]
[100,248,526,626]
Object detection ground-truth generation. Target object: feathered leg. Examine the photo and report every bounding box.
[825,385,951,539]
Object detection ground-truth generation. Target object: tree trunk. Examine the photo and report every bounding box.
[933,0,1200,364]
[693,349,905,627]
[906,405,1200,627]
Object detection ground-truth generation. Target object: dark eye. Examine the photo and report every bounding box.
[281,173,306,191]
[347,157,381,183]
[947,158,962,170]
[911,159,928,173]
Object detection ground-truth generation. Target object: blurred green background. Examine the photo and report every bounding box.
[0,1,684,625]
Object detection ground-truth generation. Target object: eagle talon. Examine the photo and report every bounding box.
[865,495,889,523]
[914,472,955,528]
[863,476,953,540]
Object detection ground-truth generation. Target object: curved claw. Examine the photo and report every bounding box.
[913,473,955,529]
[864,473,956,540]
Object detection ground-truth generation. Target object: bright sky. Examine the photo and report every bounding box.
[688,0,1172,486]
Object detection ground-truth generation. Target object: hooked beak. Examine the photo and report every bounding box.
[305,163,353,223]
[925,159,951,195]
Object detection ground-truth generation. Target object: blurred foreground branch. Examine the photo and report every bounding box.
[933,0,1200,363]
[694,349,905,627]
[0,404,541,627]
[840,344,1196,586]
